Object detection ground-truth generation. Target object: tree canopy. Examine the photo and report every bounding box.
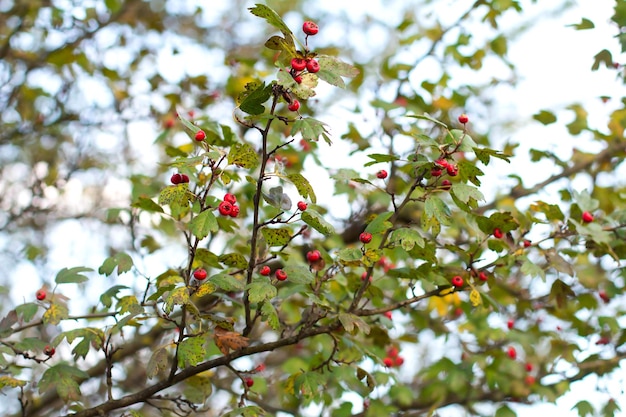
[1,1,626,416]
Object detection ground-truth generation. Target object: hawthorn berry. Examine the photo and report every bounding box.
[376,169,388,179]
[171,173,182,184]
[384,311,393,320]
[259,266,271,276]
[451,275,463,287]
[164,118,175,129]
[525,363,534,372]
[297,201,308,211]
[431,167,443,177]
[193,269,207,280]
[599,290,610,303]
[458,113,469,124]
[394,356,404,366]
[582,211,594,223]
[229,205,240,218]
[293,75,302,84]
[478,271,488,282]
[223,193,237,204]
[306,59,320,73]
[507,346,517,359]
[291,58,307,71]
[523,239,532,248]
[43,345,55,357]
[275,269,287,281]
[306,250,321,263]
[361,271,371,282]
[194,130,206,141]
[218,201,233,216]
[180,174,190,183]
[359,232,373,244]
[387,346,399,358]
[441,180,452,190]
[525,375,536,385]
[493,228,504,239]
[383,357,394,367]
[302,21,319,36]
[288,99,300,112]
[244,377,254,388]
[435,159,449,168]
[36,289,46,301]
[446,164,458,176]
[507,319,515,330]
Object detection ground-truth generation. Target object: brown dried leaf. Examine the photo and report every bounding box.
[214,326,249,355]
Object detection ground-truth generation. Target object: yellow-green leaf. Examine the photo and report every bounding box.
[261,227,292,247]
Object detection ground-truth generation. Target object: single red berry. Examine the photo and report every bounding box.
[507,319,515,330]
[302,21,319,36]
[441,180,452,190]
[293,75,302,84]
[43,345,55,357]
[244,377,254,388]
[507,346,517,359]
[383,357,394,367]
[194,130,206,141]
[596,336,611,345]
[36,289,46,301]
[291,58,307,71]
[454,307,464,317]
[218,201,233,216]
[478,271,488,282]
[386,346,399,358]
[451,275,463,287]
[359,232,373,244]
[223,193,237,204]
[431,167,443,177]
[599,290,610,303]
[376,169,388,179]
[525,375,536,385]
[164,118,175,129]
[259,266,271,276]
[458,113,469,124]
[435,159,449,168]
[306,250,321,263]
[394,356,404,366]
[255,363,266,372]
[306,59,320,73]
[446,164,458,176]
[384,311,392,320]
[493,228,504,239]
[275,269,287,281]
[361,271,371,282]
[229,205,240,218]
[582,211,594,223]
[288,99,300,112]
[181,174,190,183]
[171,173,182,184]
[523,239,532,248]
[525,363,533,372]
[297,201,308,211]
[193,269,207,280]
[363,399,370,410]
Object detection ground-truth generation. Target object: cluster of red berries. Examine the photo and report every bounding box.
[259,265,288,281]
[218,193,240,217]
[171,173,190,185]
[382,346,404,368]
[285,21,321,112]
[431,159,456,190]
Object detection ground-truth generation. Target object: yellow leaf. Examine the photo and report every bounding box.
[196,282,216,297]
[470,289,482,307]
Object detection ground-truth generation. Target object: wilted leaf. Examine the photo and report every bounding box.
[147,347,169,380]
[214,326,249,355]
[0,376,27,388]
[178,336,206,368]
[228,142,260,169]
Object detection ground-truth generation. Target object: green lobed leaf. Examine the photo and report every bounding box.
[473,147,512,165]
[147,347,169,380]
[164,286,190,314]
[336,247,363,265]
[458,160,484,186]
[301,209,335,236]
[98,253,133,276]
[209,273,245,291]
[260,301,280,330]
[533,110,558,125]
[247,279,277,303]
[445,129,478,152]
[407,113,448,128]
[99,285,129,308]
[15,337,48,352]
[364,153,400,168]
[188,209,219,240]
[248,4,293,37]
[16,303,38,323]
[390,228,424,251]
[178,336,206,368]
[316,56,359,87]
[365,211,394,234]
[56,266,92,284]
[291,117,331,144]
[286,173,317,203]
[239,82,272,115]
[264,35,296,58]
[227,142,260,169]
[39,364,89,402]
[261,227,292,247]
[283,264,314,284]
[294,372,327,401]
[424,196,451,226]
[568,17,595,30]
[451,183,484,204]
[219,253,248,269]
[131,196,164,213]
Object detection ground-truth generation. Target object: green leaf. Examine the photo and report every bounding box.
[0,310,17,337]
[592,49,613,71]
[264,35,296,58]
[14,337,48,352]
[451,183,484,204]
[56,266,92,284]
[283,264,314,284]
[147,347,169,380]
[188,210,219,240]
[158,184,192,207]
[294,372,327,401]
[164,286,189,314]
[248,4,293,37]
[338,313,370,335]
[247,279,277,303]
[0,376,27,389]
[473,147,511,165]
[219,253,248,269]
[407,113,448,128]
[239,82,272,115]
[178,336,206,368]
[364,153,400,167]
[131,196,164,213]
[277,70,318,100]
[39,364,89,402]
[228,142,260,169]
[476,212,517,234]
[99,253,134,276]
[316,56,359,88]
[291,117,331,144]
[118,296,143,315]
[177,111,202,136]
[16,303,38,323]
[301,209,335,236]
[568,18,595,30]
[99,285,129,308]
[261,227,292,247]
[286,173,317,203]
[445,129,477,152]
[336,247,363,265]
[572,401,596,417]
[390,228,424,251]
[209,273,245,291]
[424,196,451,226]
[365,211,394,233]
[533,110,558,125]
[260,301,280,330]
[495,405,517,417]
[458,160,484,186]
[521,258,546,280]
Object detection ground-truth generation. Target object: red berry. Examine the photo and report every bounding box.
[431,168,443,177]
[275,269,287,281]
[171,173,182,184]
[582,211,594,223]
[458,113,469,124]
[441,180,452,190]
[223,193,237,204]
[229,205,240,218]
[193,269,207,280]
[291,58,307,71]
[164,118,175,129]
[359,232,373,244]
[297,201,308,211]
[507,346,517,359]
[507,319,515,330]
[255,363,266,372]
[525,375,536,385]
[259,266,271,276]
[376,169,388,179]
[383,357,394,367]
[493,228,503,239]
[43,345,55,357]
[36,289,46,301]
[525,363,533,372]
[244,377,254,387]
[386,346,399,358]
[599,290,610,303]
[361,271,371,282]
[446,164,458,176]
[435,159,449,168]
[218,201,233,216]
[306,250,321,263]
[394,356,404,366]
[596,336,611,345]
[181,174,190,183]
[306,59,320,73]
[478,271,488,282]
[523,239,532,248]
[288,99,300,112]
[451,275,463,287]
[384,311,392,320]
[293,75,302,84]
[195,130,206,141]
[302,21,319,36]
